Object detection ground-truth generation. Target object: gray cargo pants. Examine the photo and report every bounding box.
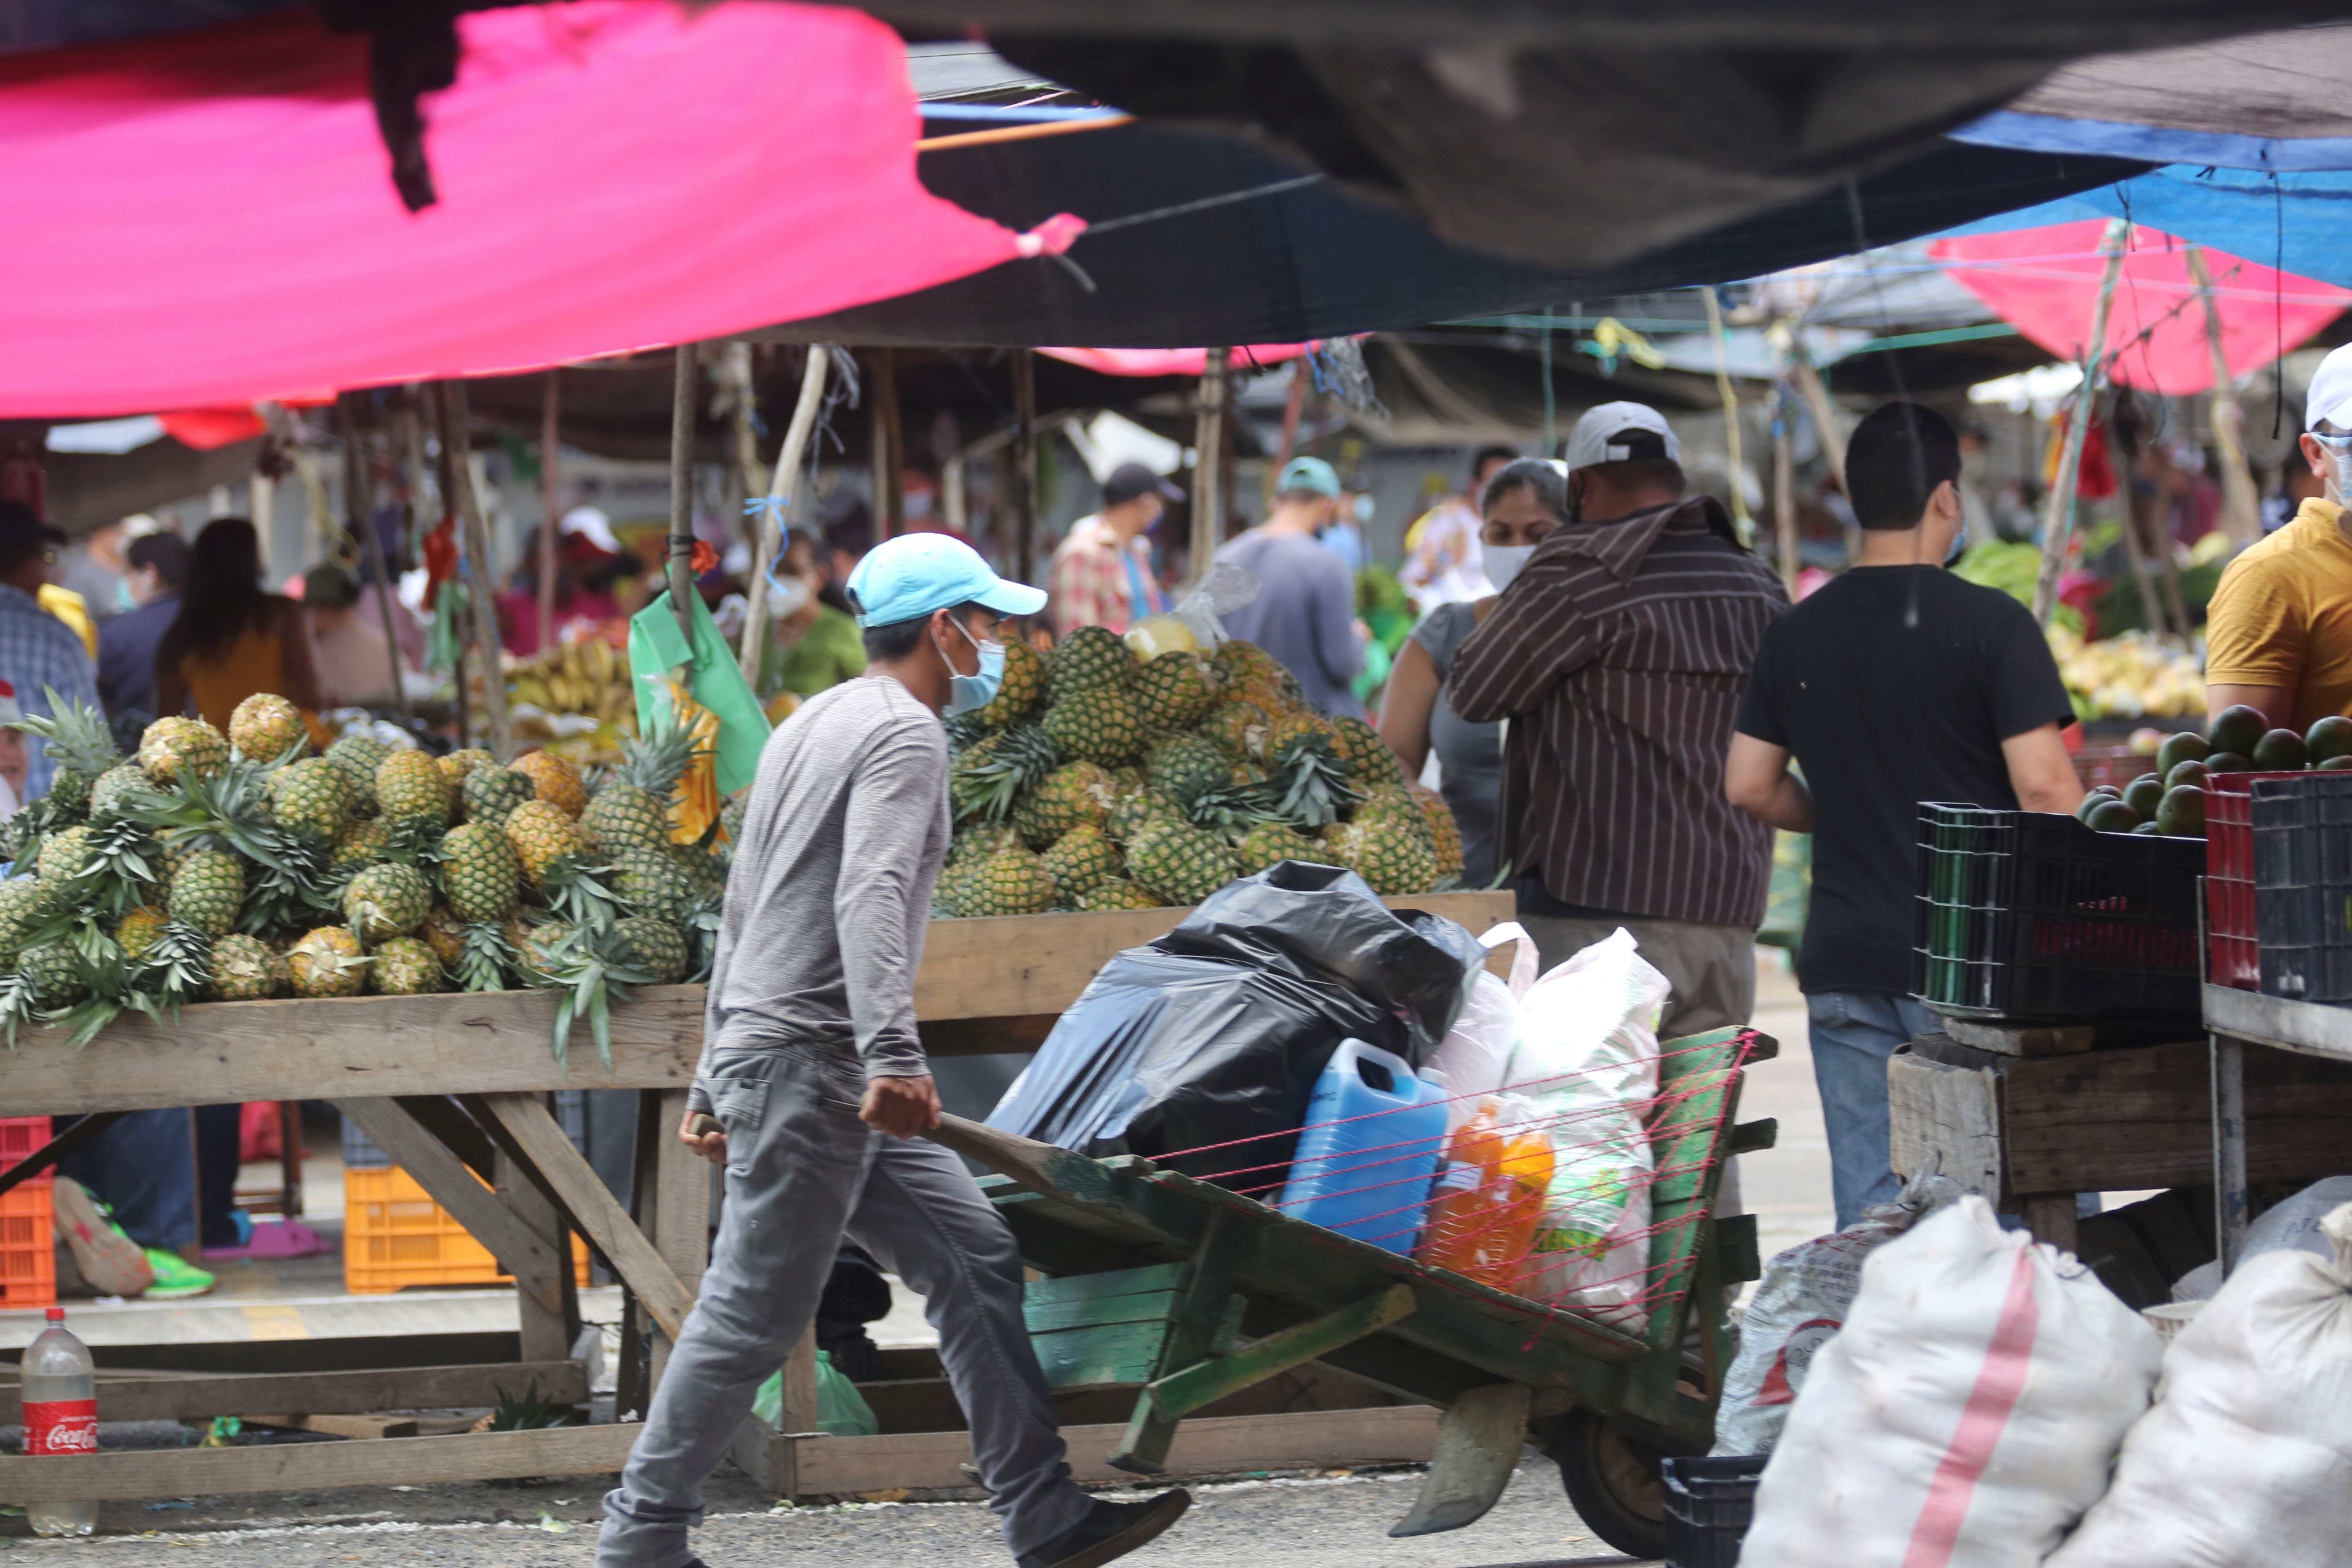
[598,1041,1093,1566]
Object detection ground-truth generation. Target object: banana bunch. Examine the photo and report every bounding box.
[2047,626,2206,720]
[508,638,633,723]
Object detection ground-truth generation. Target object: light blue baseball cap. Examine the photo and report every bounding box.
[845,531,1047,627]
[1276,456,1342,497]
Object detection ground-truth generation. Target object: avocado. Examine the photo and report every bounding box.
[2165,760,2212,791]
[2309,715,2352,764]
[2124,775,2166,817]
[2205,752,2253,775]
[2087,800,2144,834]
[2209,704,2269,760]
[2324,755,2352,772]
[2133,820,2162,834]
[2077,786,2122,821]
[2155,784,2208,837]
[2156,731,2211,774]
[2253,728,2311,772]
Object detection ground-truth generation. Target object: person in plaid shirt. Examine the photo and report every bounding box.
[1048,463,1181,636]
[0,502,100,801]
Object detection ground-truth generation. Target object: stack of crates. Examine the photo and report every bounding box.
[341,1098,590,1294]
[2253,773,2352,1004]
[0,1116,56,1310]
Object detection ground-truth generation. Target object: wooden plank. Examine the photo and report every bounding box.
[648,1086,711,1392]
[1944,1018,2095,1057]
[0,1363,586,1425]
[4,987,706,1115]
[2017,1194,2079,1252]
[241,1412,419,1439]
[1026,1289,1181,1334]
[1888,1046,2004,1199]
[330,1097,568,1329]
[493,1142,574,1366]
[1026,1263,1188,1305]
[1146,1286,1416,1423]
[0,1423,643,1501]
[481,1093,697,1341]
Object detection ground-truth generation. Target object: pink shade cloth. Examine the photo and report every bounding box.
[0,3,1073,417]
[1041,343,1316,378]
[1931,220,2350,394]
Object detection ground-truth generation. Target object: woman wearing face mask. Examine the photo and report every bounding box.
[760,528,867,702]
[1376,458,1566,887]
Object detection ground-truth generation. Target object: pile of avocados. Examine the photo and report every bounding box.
[2078,706,2352,837]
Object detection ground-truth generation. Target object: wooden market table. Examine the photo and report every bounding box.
[2202,982,2352,1269]
[0,891,1513,1505]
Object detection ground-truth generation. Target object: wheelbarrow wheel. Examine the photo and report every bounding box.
[1545,1407,1677,1561]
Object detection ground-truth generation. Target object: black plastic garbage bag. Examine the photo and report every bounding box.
[985,862,1484,1186]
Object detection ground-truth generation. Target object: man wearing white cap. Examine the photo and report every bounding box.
[1450,402,1786,1029]
[2206,344,2352,730]
[599,533,1189,1568]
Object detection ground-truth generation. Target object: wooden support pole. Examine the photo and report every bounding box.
[738,345,832,688]
[667,342,701,645]
[340,399,412,720]
[1190,350,1229,589]
[539,370,560,655]
[1772,387,1799,595]
[2033,218,2132,627]
[873,347,903,541]
[2186,245,2265,551]
[437,381,512,760]
[1011,348,1038,585]
[1699,288,1754,541]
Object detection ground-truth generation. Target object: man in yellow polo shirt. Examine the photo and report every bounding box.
[2207,343,2352,728]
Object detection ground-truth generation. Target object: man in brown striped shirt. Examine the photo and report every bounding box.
[1450,403,1787,1036]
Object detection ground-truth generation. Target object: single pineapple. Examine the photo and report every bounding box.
[206,932,283,1001]
[439,822,522,922]
[1319,807,1437,897]
[949,823,1022,868]
[1125,816,1238,906]
[510,917,575,979]
[37,824,96,888]
[0,876,54,958]
[968,845,1058,916]
[951,726,1059,825]
[506,800,591,887]
[581,721,697,856]
[167,849,245,938]
[438,747,495,806]
[330,817,392,871]
[368,935,445,996]
[513,752,588,819]
[138,716,229,786]
[1040,684,1144,767]
[975,637,1047,729]
[20,939,87,1005]
[88,763,154,820]
[1132,650,1220,731]
[265,757,352,844]
[287,926,368,998]
[1105,788,1179,845]
[1263,709,1328,759]
[1048,625,1136,698]
[115,904,170,962]
[1144,733,1231,807]
[461,764,535,827]
[1039,823,1122,897]
[419,905,468,969]
[375,751,451,835]
[613,847,697,923]
[1198,701,1271,764]
[1234,819,1311,877]
[325,733,392,791]
[229,693,305,761]
[674,844,728,903]
[1410,784,1464,884]
[22,697,122,815]
[719,791,748,857]
[1331,715,1408,793]
[344,862,432,942]
[1078,877,1163,911]
[1011,760,1115,849]
[613,915,688,984]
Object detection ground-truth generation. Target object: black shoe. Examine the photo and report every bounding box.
[1016,1491,1191,1568]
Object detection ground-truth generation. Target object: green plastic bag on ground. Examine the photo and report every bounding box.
[750,1350,880,1437]
[627,589,771,798]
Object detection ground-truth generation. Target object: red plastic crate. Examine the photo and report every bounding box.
[2207,772,2307,989]
[0,1180,56,1310]
[0,1116,51,1180]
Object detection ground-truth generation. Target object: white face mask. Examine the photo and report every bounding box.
[767,574,812,619]
[1483,543,1536,593]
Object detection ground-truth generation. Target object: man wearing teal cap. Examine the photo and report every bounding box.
[1215,455,1368,717]
[601,532,1190,1568]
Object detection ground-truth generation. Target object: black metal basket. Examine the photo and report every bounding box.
[1912,803,2203,1024]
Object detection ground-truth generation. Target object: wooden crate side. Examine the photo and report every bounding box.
[1888,1048,2003,1198]
[0,1423,641,1502]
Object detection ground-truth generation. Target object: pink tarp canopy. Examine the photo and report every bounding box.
[0,2,1076,418]
[1041,345,1315,378]
[1929,220,2350,394]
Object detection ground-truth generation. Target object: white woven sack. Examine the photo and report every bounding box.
[2046,1202,2352,1568]
[1741,1197,2160,1568]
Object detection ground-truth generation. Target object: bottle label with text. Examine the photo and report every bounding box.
[24,1398,98,1455]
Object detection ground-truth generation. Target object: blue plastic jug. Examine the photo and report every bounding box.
[1274,1040,1450,1254]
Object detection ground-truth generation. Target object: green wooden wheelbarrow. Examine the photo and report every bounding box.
[928,1025,1777,1560]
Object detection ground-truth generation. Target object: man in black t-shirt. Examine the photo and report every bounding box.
[1724,402,2081,1226]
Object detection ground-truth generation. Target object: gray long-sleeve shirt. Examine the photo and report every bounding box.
[690,675,950,1110]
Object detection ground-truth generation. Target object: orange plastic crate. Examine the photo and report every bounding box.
[0,1181,57,1311]
[0,1115,50,1173]
[343,1166,588,1295]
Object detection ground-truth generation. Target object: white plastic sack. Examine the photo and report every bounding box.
[1427,922,1535,1126]
[1503,928,1669,1325]
[1741,1197,2160,1568]
[2171,1174,2352,1302]
[2048,1202,2352,1568]
[1711,1169,1965,1457]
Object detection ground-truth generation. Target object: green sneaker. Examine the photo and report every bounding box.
[140,1248,216,1301]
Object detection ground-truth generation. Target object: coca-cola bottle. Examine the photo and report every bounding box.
[22,1305,98,1537]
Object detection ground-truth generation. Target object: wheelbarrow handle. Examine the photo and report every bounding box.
[924,1111,1083,1201]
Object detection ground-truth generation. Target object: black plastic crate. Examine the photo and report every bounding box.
[2253,773,2352,1004]
[1663,1454,1766,1568]
[1912,803,2204,1024]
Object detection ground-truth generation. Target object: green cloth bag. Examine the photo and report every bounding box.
[628,589,772,798]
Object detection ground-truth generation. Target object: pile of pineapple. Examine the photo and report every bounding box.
[935,629,1463,918]
[0,691,725,1059]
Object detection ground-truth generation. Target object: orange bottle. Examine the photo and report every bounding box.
[1417,1100,1555,1291]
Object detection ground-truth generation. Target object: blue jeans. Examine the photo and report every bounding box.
[1805,992,1939,1229]
[54,1109,197,1252]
